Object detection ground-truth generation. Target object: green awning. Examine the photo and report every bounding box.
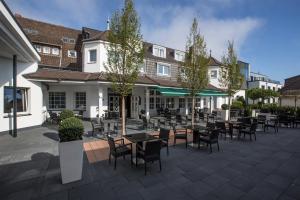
[155,87,227,97]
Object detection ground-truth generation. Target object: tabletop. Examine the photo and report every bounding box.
[124,133,157,143]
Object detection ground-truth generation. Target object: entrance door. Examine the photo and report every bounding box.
[108,96,119,112]
[131,96,139,119]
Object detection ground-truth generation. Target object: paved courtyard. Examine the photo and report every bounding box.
[0,122,300,200]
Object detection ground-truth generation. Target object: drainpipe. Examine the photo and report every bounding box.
[13,55,17,137]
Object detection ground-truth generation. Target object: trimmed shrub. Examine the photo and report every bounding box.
[221,104,229,110]
[231,101,244,110]
[58,117,84,142]
[60,109,74,121]
[236,96,246,107]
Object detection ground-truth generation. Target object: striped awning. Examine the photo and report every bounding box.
[155,87,227,97]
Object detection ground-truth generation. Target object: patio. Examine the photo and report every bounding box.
[0,123,300,200]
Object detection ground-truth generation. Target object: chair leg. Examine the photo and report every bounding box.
[114,157,117,170]
[108,153,111,164]
[145,162,147,175]
[198,140,200,149]
[254,133,256,141]
[136,156,138,167]
[250,134,252,141]
[186,138,188,148]
[217,142,220,151]
[131,153,133,167]
[209,143,212,153]
[159,159,162,172]
[167,144,169,156]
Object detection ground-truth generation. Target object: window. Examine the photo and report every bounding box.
[157,63,170,76]
[196,98,201,107]
[139,60,146,73]
[261,85,265,89]
[52,48,60,55]
[23,28,38,35]
[210,70,218,79]
[153,45,166,58]
[150,97,154,109]
[75,92,86,110]
[68,50,77,58]
[179,98,185,108]
[273,87,275,91]
[4,87,28,113]
[203,98,207,106]
[89,49,97,63]
[43,47,50,54]
[268,86,271,90]
[156,97,161,109]
[166,98,174,108]
[188,98,192,108]
[49,92,66,110]
[62,37,76,44]
[34,45,41,53]
[175,50,185,62]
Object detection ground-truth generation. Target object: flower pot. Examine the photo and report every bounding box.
[59,140,83,184]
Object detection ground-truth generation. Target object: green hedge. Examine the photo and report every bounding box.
[59,109,74,121]
[58,117,84,142]
[221,104,229,110]
[231,101,244,109]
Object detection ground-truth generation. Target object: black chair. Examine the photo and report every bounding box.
[294,117,300,128]
[215,121,230,140]
[206,122,216,132]
[257,115,266,129]
[142,116,154,130]
[198,129,220,153]
[49,112,59,124]
[91,118,104,136]
[264,118,279,133]
[278,115,292,128]
[154,128,170,155]
[136,140,162,175]
[199,112,205,121]
[107,136,133,169]
[240,123,258,141]
[173,125,188,148]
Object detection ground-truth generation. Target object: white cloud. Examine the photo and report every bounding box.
[140,3,262,60]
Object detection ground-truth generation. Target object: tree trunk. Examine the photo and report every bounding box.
[228,96,232,120]
[121,96,126,135]
[191,96,195,128]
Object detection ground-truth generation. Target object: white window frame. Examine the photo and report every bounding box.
[139,60,146,74]
[43,46,50,54]
[153,45,166,58]
[175,50,185,62]
[157,62,171,76]
[3,86,29,114]
[179,98,185,108]
[74,92,86,110]
[48,92,66,110]
[68,50,77,58]
[210,70,218,79]
[88,49,97,63]
[52,48,60,56]
[34,45,42,53]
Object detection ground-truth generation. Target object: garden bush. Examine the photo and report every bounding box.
[231,101,244,109]
[58,117,84,142]
[221,104,229,110]
[59,109,74,121]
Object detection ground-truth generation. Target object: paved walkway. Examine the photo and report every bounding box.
[0,123,300,200]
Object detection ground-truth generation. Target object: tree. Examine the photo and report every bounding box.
[105,0,144,135]
[247,88,262,104]
[219,41,244,119]
[180,18,209,127]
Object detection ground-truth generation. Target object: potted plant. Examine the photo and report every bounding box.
[58,117,84,184]
[59,109,74,122]
[221,104,229,121]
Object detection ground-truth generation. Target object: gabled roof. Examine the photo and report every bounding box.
[208,56,223,66]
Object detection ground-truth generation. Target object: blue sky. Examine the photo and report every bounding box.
[7,0,300,83]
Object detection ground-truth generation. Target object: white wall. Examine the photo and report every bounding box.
[0,57,44,133]
[82,41,108,73]
[208,66,222,88]
[281,97,300,108]
[45,84,108,119]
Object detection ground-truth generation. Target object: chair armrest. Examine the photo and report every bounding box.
[114,138,124,145]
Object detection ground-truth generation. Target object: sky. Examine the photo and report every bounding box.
[6,0,300,83]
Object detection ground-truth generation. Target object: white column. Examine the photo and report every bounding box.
[98,87,103,118]
[210,96,213,113]
[185,97,188,115]
[200,97,204,109]
[145,88,150,119]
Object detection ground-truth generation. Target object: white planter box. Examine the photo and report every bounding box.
[59,140,83,184]
[220,110,229,121]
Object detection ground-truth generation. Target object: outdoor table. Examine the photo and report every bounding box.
[124,133,157,164]
[184,125,207,147]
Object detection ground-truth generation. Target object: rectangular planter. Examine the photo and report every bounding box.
[59,140,83,184]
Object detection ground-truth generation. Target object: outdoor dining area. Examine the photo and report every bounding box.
[85,106,300,176]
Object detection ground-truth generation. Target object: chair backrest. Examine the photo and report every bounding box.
[250,123,257,133]
[229,123,233,134]
[215,121,226,130]
[107,136,116,151]
[159,128,170,140]
[257,115,266,121]
[145,140,161,157]
[210,129,219,140]
[199,112,204,118]
[142,116,148,125]
[206,122,215,130]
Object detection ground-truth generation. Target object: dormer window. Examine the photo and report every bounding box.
[62,37,76,44]
[175,50,185,62]
[139,60,146,73]
[153,45,166,58]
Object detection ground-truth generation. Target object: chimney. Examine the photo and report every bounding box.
[106,17,110,30]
